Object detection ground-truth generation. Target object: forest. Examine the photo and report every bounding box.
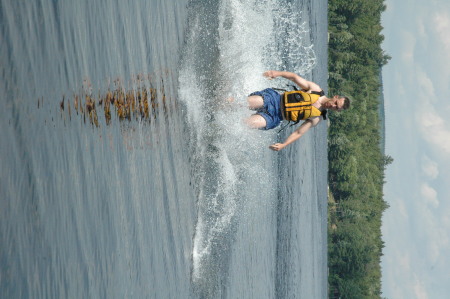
[327,0,392,298]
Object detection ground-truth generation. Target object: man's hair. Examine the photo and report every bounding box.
[341,96,350,110]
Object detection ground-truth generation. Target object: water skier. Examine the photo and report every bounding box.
[244,70,350,151]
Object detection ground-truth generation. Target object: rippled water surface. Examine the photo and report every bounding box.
[0,0,329,298]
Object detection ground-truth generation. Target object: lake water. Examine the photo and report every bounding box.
[0,0,329,298]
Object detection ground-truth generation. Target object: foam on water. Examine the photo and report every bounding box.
[178,0,317,294]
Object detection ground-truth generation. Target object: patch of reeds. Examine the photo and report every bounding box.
[47,75,169,127]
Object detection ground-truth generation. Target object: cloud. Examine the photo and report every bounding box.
[415,71,436,101]
[397,198,409,220]
[422,10,450,89]
[398,252,411,271]
[383,250,431,299]
[420,183,439,208]
[399,31,416,65]
[414,69,450,156]
[421,116,450,155]
[427,228,450,263]
[421,156,439,179]
[432,12,450,51]
[443,213,450,229]
[382,1,450,298]
[413,276,429,299]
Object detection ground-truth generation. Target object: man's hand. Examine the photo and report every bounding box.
[269,143,286,151]
[263,70,278,80]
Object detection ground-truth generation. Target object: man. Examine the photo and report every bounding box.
[245,70,350,151]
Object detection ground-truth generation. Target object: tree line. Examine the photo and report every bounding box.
[327,0,392,298]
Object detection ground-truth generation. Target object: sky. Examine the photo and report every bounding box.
[381,0,450,298]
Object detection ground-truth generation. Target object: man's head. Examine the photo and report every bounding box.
[325,95,350,111]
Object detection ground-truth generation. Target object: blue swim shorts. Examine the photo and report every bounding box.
[249,88,283,130]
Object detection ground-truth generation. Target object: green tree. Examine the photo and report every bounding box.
[327,0,391,298]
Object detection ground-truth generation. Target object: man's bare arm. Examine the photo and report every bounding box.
[269,118,321,151]
[263,70,321,92]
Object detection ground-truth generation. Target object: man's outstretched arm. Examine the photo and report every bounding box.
[263,70,321,92]
[269,118,320,151]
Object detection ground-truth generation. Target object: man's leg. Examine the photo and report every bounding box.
[245,95,266,128]
[247,95,264,110]
[245,114,266,129]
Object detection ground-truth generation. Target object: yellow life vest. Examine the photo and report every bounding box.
[283,90,324,122]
